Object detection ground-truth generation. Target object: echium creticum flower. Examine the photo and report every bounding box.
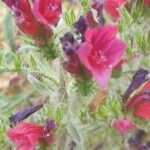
[9,102,44,127]
[61,0,126,92]
[76,25,126,88]
[7,119,57,150]
[144,0,150,6]
[2,0,62,59]
[127,80,150,119]
[122,68,150,101]
[120,68,150,119]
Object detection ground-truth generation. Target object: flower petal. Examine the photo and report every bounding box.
[92,65,112,88]
[76,42,92,71]
[134,102,150,119]
[104,38,126,67]
[7,123,43,150]
[94,25,118,52]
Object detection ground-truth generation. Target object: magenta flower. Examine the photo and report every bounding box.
[2,0,53,39]
[113,119,136,135]
[33,0,62,26]
[7,120,57,150]
[104,0,127,20]
[76,25,126,88]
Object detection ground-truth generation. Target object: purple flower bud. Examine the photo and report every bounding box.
[60,32,75,44]
[74,16,88,34]
[43,119,57,134]
[92,0,104,16]
[128,137,139,147]
[123,68,149,102]
[10,103,44,127]
[98,14,105,26]
[138,145,149,150]
[60,32,79,52]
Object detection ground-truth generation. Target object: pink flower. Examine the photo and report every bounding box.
[33,0,62,25]
[2,0,53,39]
[113,119,136,135]
[7,123,43,150]
[127,81,150,120]
[2,0,38,36]
[144,0,150,6]
[76,25,126,88]
[104,0,127,20]
[7,120,57,150]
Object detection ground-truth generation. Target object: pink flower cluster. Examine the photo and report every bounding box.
[76,25,126,88]
[127,81,150,119]
[2,0,61,39]
[61,1,126,88]
[7,120,57,150]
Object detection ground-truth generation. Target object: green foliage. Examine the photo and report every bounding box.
[136,32,149,54]
[4,12,16,51]
[64,10,76,27]
[74,78,96,96]
[80,0,90,14]
[66,121,85,150]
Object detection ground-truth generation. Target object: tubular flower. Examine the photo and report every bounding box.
[86,0,105,27]
[123,68,149,102]
[113,119,136,135]
[2,0,53,38]
[60,32,81,74]
[2,0,38,36]
[33,0,62,26]
[127,81,150,120]
[76,25,126,88]
[144,0,150,6]
[74,16,88,34]
[7,120,57,150]
[104,0,127,20]
[9,103,44,127]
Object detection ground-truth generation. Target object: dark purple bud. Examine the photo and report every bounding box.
[98,14,105,26]
[138,145,149,150]
[128,137,139,147]
[43,119,57,135]
[135,129,146,141]
[123,68,149,101]
[74,16,88,34]
[10,103,44,127]
[92,0,104,16]
[60,32,80,52]
[60,32,75,44]
[63,50,80,74]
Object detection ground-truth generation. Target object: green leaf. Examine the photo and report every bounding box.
[4,12,16,51]
[120,8,133,24]
[17,44,38,54]
[66,115,85,150]
[80,0,90,14]
[13,54,22,73]
[64,10,76,27]
[27,74,49,95]
[30,55,37,69]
